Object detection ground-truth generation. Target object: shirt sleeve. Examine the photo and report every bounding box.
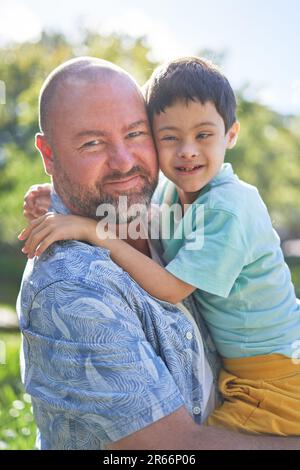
[25,280,185,448]
[165,209,248,298]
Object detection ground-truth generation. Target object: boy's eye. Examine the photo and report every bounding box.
[196,133,211,140]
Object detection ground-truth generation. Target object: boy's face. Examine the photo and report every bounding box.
[152,99,239,203]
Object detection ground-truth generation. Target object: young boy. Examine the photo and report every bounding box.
[20,57,300,435]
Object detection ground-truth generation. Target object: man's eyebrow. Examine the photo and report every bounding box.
[157,122,217,132]
[125,119,149,131]
[75,130,108,139]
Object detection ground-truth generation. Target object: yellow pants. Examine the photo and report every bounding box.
[207,354,300,436]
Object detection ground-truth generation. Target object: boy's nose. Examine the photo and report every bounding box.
[178,146,200,159]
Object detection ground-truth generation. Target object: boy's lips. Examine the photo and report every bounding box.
[174,164,205,174]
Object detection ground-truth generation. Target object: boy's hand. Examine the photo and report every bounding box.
[18,213,97,258]
[23,183,52,221]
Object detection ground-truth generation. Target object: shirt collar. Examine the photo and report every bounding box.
[209,162,236,187]
[49,187,71,215]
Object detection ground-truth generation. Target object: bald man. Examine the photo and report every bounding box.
[17,58,300,450]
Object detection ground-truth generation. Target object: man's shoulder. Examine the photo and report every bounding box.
[17,239,142,337]
[20,239,128,304]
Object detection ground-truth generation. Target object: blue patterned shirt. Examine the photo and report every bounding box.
[17,192,220,450]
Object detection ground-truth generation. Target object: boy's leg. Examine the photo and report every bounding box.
[207,355,300,436]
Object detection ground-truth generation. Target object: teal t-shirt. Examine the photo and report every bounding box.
[153,163,300,359]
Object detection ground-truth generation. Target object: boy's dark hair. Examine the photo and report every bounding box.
[144,56,237,133]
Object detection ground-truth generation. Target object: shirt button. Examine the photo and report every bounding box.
[186,331,193,340]
[193,406,201,415]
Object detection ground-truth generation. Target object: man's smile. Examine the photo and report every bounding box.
[104,174,144,190]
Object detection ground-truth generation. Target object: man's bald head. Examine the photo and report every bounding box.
[39,57,140,139]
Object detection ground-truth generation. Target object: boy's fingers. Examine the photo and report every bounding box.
[24,183,51,199]
[23,226,52,258]
[24,214,58,252]
[19,213,51,241]
[36,196,51,209]
[22,210,36,222]
[23,185,52,220]
[23,203,41,221]
[34,237,54,257]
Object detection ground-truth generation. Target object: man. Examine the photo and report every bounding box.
[18,57,300,449]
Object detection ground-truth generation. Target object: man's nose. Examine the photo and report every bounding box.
[108,143,136,173]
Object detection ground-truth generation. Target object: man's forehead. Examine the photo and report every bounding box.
[54,73,143,107]
[52,82,148,136]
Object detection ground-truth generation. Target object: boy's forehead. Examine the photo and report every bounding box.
[153,99,224,127]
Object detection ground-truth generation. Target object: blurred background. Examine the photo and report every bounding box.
[0,0,300,450]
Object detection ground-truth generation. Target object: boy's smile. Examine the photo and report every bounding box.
[153,100,239,205]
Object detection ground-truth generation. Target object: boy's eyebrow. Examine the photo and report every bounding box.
[193,121,217,128]
[157,121,217,132]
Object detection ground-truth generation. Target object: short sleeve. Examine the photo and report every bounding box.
[165,209,248,298]
[26,281,185,448]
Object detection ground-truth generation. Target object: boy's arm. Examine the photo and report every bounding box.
[19,213,196,304]
[100,235,196,303]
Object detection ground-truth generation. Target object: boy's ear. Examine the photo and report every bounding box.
[226,121,240,149]
[35,133,54,176]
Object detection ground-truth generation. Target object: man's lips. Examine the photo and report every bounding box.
[104,174,144,190]
[174,164,205,174]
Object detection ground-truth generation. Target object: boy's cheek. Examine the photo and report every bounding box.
[158,154,173,177]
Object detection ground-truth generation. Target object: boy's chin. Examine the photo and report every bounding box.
[177,179,207,194]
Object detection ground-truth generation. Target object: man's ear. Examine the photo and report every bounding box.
[226,121,240,149]
[35,133,54,176]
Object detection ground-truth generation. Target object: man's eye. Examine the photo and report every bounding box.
[82,140,103,148]
[127,131,146,138]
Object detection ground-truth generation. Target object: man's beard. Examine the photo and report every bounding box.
[52,158,158,224]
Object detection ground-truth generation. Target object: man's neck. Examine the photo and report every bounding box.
[50,189,151,256]
[114,221,151,257]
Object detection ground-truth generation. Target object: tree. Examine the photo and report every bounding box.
[0,32,300,245]
[227,94,300,236]
[0,31,158,244]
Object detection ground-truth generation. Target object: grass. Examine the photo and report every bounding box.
[0,331,36,450]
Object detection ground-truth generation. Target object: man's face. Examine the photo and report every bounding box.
[46,77,158,222]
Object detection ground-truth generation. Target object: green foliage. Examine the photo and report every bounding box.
[286,257,300,297]
[1,31,300,245]
[0,34,299,451]
[0,31,158,244]
[0,244,26,308]
[227,96,300,232]
[0,332,36,450]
